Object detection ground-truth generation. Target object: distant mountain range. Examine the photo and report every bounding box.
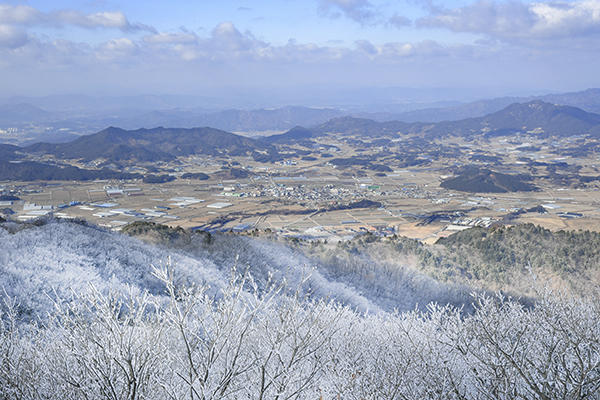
[3,99,600,185]
[10,100,599,171]
[117,106,343,132]
[3,89,600,146]
[357,88,600,123]
[422,100,600,138]
[268,100,600,144]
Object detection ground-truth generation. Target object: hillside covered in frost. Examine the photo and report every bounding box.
[2,218,600,399]
[0,218,473,318]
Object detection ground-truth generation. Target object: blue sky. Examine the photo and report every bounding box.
[1,0,600,104]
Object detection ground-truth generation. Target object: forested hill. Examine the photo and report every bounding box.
[439,167,537,193]
[0,143,22,161]
[24,126,277,163]
[286,222,600,297]
[433,223,600,294]
[0,160,142,181]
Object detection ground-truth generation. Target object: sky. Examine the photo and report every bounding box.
[1,0,600,105]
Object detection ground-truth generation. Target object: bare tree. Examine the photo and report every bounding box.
[468,288,600,400]
[45,285,168,400]
[0,296,46,400]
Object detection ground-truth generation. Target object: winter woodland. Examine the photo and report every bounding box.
[1,219,600,399]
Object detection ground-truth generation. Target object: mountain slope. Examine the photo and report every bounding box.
[481,100,600,136]
[2,218,599,400]
[0,219,473,319]
[0,144,23,161]
[0,103,52,123]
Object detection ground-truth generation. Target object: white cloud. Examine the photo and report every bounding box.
[211,21,257,52]
[95,38,139,62]
[0,19,499,67]
[530,0,600,37]
[144,22,270,62]
[355,39,378,54]
[352,38,456,60]
[0,4,154,33]
[53,10,130,30]
[319,0,378,24]
[0,16,597,98]
[417,0,600,45]
[0,24,29,49]
[51,39,90,58]
[135,21,469,66]
[0,4,43,25]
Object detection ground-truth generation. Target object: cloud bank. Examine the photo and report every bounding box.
[418,0,600,45]
[0,1,598,97]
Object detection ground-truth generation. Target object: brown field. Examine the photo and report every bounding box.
[7,173,600,241]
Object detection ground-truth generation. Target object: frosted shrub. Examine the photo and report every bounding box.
[468,289,600,400]
[1,266,600,400]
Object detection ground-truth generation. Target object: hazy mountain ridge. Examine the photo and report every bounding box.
[13,100,600,171]
[270,100,600,143]
[0,94,215,113]
[358,88,600,123]
[3,89,600,144]
[0,103,53,124]
[358,96,526,123]
[176,106,343,133]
